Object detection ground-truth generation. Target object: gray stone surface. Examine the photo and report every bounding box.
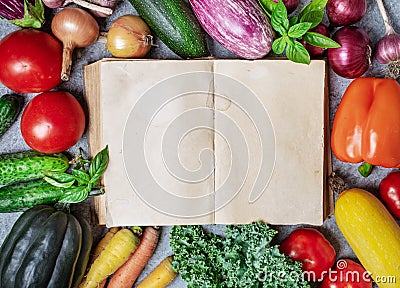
[0,0,399,287]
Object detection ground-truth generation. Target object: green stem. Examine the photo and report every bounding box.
[358,162,374,177]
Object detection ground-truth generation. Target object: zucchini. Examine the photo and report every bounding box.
[129,0,209,59]
[0,205,92,288]
[0,94,23,137]
[0,179,70,212]
[335,188,400,288]
[0,151,69,185]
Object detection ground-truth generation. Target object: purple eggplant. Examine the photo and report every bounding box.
[0,0,45,28]
[189,0,274,59]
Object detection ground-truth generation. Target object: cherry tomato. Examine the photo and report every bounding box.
[280,228,336,282]
[379,171,400,218]
[0,29,62,93]
[320,259,372,288]
[20,91,85,153]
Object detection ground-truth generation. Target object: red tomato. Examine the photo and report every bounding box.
[0,29,62,93]
[320,259,372,288]
[20,91,85,153]
[379,171,400,218]
[280,228,336,282]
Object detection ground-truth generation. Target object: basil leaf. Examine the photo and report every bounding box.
[42,172,76,188]
[298,0,328,20]
[43,176,75,188]
[272,36,287,54]
[72,169,90,186]
[258,0,276,17]
[283,18,290,31]
[286,40,310,64]
[303,32,341,48]
[288,22,312,38]
[271,0,288,36]
[289,16,299,26]
[59,186,90,204]
[88,146,110,184]
[299,10,324,28]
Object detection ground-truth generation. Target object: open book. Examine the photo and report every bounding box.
[84,58,331,227]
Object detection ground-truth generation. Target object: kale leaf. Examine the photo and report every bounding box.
[170,222,310,288]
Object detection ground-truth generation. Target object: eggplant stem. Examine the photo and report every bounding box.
[70,0,113,15]
[375,0,394,34]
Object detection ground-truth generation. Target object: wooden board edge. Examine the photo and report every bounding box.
[324,60,334,220]
[83,61,107,226]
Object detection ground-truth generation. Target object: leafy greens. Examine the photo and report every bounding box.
[170,222,310,288]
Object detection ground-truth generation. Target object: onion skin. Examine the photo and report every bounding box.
[328,26,372,79]
[189,0,274,59]
[107,15,152,58]
[327,0,366,27]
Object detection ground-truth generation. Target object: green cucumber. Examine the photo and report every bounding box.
[0,147,109,212]
[0,94,23,137]
[0,179,67,212]
[0,151,69,185]
[129,0,209,58]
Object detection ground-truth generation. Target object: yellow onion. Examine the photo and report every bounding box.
[51,7,99,81]
[106,15,152,58]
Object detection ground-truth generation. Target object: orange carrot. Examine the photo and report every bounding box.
[107,226,161,288]
[98,279,106,288]
[136,256,178,288]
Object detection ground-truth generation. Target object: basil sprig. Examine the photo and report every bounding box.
[259,0,340,64]
[43,146,109,203]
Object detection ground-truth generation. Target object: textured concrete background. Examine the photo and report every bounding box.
[0,0,399,287]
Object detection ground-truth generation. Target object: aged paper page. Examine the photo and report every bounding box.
[100,60,215,226]
[213,60,327,225]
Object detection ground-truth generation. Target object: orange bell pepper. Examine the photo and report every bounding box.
[331,77,400,168]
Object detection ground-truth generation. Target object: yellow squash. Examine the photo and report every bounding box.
[335,188,400,288]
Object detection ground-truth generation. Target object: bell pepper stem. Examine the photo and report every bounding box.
[358,162,374,177]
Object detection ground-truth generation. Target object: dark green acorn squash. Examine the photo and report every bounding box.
[0,205,93,288]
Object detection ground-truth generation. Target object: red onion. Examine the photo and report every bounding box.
[328,26,372,79]
[301,23,330,56]
[272,0,299,14]
[375,0,400,78]
[42,0,115,16]
[327,0,366,26]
